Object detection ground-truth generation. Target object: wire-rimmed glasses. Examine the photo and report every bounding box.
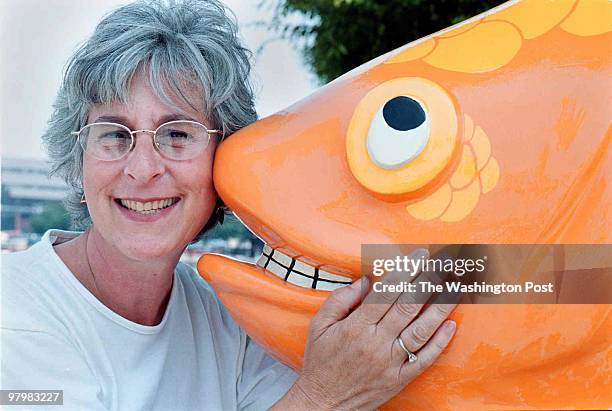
[71,120,222,161]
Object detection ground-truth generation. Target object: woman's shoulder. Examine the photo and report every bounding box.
[174,261,225,309]
[3,231,54,279]
[174,261,243,334]
[1,230,78,333]
[3,230,76,280]
[3,239,44,271]
[175,261,215,295]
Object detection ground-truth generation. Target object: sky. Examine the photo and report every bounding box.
[0,0,317,160]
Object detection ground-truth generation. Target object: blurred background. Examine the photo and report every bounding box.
[0,0,503,263]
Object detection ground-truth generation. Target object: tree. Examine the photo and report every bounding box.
[29,201,71,234]
[270,0,505,83]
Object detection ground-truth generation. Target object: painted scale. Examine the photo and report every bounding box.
[198,0,612,409]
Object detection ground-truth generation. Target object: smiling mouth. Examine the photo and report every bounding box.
[256,244,353,291]
[116,197,180,215]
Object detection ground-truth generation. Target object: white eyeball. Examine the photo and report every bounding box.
[366,96,430,169]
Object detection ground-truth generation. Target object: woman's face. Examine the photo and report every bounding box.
[82,71,218,261]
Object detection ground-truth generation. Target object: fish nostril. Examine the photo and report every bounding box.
[383,96,426,131]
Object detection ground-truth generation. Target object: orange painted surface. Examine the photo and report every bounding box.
[198,0,612,409]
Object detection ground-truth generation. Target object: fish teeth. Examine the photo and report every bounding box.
[256,245,353,291]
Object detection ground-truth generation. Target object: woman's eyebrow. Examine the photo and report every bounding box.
[94,115,130,125]
[157,114,199,124]
[92,114,200,127]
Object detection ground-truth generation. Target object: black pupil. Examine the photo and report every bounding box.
[382,96,426,131]
[169,130,188,138]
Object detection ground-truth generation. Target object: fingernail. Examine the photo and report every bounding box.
[362,276,370,288]
[350,276,368,290]
[445,320,456,332]
[413,247,429,259]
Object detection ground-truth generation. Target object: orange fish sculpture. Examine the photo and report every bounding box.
[198,0,612,409]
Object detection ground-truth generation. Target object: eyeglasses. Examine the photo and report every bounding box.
[71,120,222,161]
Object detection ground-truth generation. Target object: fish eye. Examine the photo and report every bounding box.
[346,77,458,196]
[367,96,430,170]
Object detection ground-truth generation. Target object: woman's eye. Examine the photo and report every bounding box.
[366,96,430,169]
[158,129,194,148]
[159,129,193,141]
[168,130,191,139]
[98,132,130,145]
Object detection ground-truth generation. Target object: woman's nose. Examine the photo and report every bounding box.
[123,132,166,183]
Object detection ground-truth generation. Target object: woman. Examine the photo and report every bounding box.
[0,1,457,409]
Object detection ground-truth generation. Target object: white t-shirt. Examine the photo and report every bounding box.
[0,230,297,411]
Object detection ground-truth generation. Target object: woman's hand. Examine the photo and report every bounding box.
[274,249,457,410]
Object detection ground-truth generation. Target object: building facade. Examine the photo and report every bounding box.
[1,157,68,232]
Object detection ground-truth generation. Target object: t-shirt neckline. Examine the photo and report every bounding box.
[41,229,178,335]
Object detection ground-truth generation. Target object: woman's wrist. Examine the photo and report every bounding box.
[271,376,337,411]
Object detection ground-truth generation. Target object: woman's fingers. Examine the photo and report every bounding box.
[356,248,429,325]
[399,319,456,382]
[310,276,369,336]
[376,264,448,336]
[396,281,462,354]
[397,303,457,354]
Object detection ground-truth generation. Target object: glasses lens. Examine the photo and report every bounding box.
[155,121,210,160]
[79,124,132,160]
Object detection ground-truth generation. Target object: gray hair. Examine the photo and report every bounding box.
[43,0,256,239]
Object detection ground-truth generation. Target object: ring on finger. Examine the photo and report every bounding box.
[397,337,418,363]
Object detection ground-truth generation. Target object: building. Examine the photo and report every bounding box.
[1,157,68,232]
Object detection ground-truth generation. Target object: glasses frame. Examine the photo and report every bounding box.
[71,120,222,161]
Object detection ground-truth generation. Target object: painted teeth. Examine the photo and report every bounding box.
[256,244,353,291]
[119,198,178,214]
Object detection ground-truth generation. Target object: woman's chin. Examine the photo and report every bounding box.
[108,233,184,262]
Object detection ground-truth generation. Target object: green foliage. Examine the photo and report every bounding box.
[30,202,71,234]
[270,0,505,83]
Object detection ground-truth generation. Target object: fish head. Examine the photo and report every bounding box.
[198,0,612,408]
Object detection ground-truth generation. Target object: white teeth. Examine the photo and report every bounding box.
[119,198,178,214]
[256,244,353,291]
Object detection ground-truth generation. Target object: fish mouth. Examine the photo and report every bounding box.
[256,244,353,291]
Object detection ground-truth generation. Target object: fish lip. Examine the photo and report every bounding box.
[228,207,356,289]
[255,244,353,291]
